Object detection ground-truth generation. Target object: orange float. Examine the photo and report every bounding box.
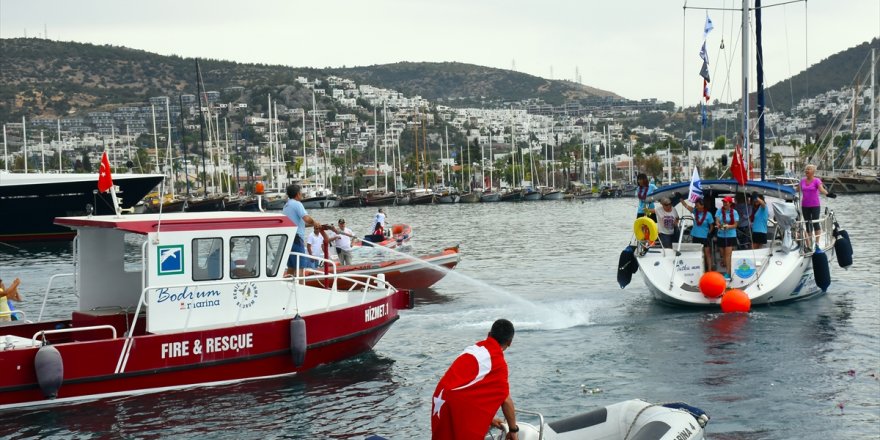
[255,181,265,195]
[721,288,751,313]
[698,271,726,298]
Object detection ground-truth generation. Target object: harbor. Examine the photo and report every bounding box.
[0,197,877,438]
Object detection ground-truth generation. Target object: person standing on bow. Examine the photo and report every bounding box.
[373,208,387,235]
[798,164,833,249]
[327,218,356,266]
[431,319,519,440]
[749,193,769,249]
[715,196,739,279]
[655,197,680,248]
[283,184,321,276]
[682,198,714,271]
[635,173,657,221]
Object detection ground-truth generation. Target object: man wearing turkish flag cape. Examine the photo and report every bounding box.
[432,319,518,440]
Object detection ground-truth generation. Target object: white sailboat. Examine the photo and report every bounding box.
[617,1,853,307]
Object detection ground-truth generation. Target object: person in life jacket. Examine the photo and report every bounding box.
[0,278,22,322]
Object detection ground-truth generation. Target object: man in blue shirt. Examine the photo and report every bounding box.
[283,184,321,276]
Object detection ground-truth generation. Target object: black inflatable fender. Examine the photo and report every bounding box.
[812,250,831,292]
[833,229,853,269]
[290,315,307,367]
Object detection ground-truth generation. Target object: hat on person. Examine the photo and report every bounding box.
[722,196,734,203]
[338,218,346,224]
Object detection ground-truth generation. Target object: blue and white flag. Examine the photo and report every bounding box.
[700,102,708,127]
[688,167,703,202]
[699,41,709,64]
[703,13,714,39]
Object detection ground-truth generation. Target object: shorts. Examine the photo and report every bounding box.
[802,206,821,232]
[287,236,311,269]
[692,236,708,246]
[752,232,767,244]
[659,233,675,248]
[716,236,736,248]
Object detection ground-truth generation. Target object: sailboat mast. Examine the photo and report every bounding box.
[374,107,378,191]
[2,124,7,172]
[741,0,750,168]
[152,105,159,174]
[422,112,429,190]
[165,97,173,193]
[195,60,209,195]
[22,117,28,173]
[302,109,306,180]
[178,94,191,196]
[756,0,766,179]
[873,48,877,168]
[57,119,62,172]
[311,93,319,190]
[383,101,389,192]
[267,94,274,190]
[486,129,490,191]
[444,126,449,188]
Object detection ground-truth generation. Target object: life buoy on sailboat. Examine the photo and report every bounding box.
[833,229,853,269]
[290,314,307,368]
[812,249,831,292]
[34,345,64,399]
[633,217,658,242]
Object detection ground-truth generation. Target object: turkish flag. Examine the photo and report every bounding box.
[431,337,509,440]
[98,151,113,193]
[731,145,748,186]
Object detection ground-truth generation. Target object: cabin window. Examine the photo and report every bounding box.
[192,238,223,281]
[266,235,288,277]
[230,236,260,279]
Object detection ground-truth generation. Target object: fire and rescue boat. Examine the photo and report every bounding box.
[0,212,413,410]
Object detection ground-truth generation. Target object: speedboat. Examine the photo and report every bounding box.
[306,246,460,290]
[485,399,709,440]
[0,211,413,410]
[358,224,413,249]
[617,180,852,307]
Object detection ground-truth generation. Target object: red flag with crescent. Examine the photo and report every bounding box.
[731,145,748,186]
[98,151,114,193]
[431,337,509,440]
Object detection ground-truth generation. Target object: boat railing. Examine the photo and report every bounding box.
[33,324,117,344]
[493,408,545,440]
[37,273,75,322]
[790,210,836,256]
[0,310,27,321]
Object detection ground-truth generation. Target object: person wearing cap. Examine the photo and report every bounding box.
[635,173,657,221]
[715,196,740,279]
[681,198,714,271]
[749,193,769,249]
[327,219,356,266]
[655,197,680,248]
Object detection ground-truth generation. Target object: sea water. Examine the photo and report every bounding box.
[1,196,877,439]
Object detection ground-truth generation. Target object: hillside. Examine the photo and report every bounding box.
[0,38,617,121]
[764,38,879,113]
[328,61,618,105]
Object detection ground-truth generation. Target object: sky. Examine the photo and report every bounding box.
[1,0,878,107]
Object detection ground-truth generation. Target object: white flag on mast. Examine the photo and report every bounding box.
[688,168,703,202]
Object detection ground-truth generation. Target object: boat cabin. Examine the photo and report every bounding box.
[55,212,301,334]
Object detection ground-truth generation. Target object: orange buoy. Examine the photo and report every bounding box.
[255,181,265,195]
[699,271,726,298]
[721,288,751,313]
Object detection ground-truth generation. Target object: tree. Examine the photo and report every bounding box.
[714,136,727,150]
[770,153,785,175]
[82,151,93,172]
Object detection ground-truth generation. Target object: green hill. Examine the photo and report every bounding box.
[0,38,618,121]
[764,38,879,113]
[328,61,618,105]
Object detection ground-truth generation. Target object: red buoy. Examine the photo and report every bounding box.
[699,271,726,298]
[721,288,751,313]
